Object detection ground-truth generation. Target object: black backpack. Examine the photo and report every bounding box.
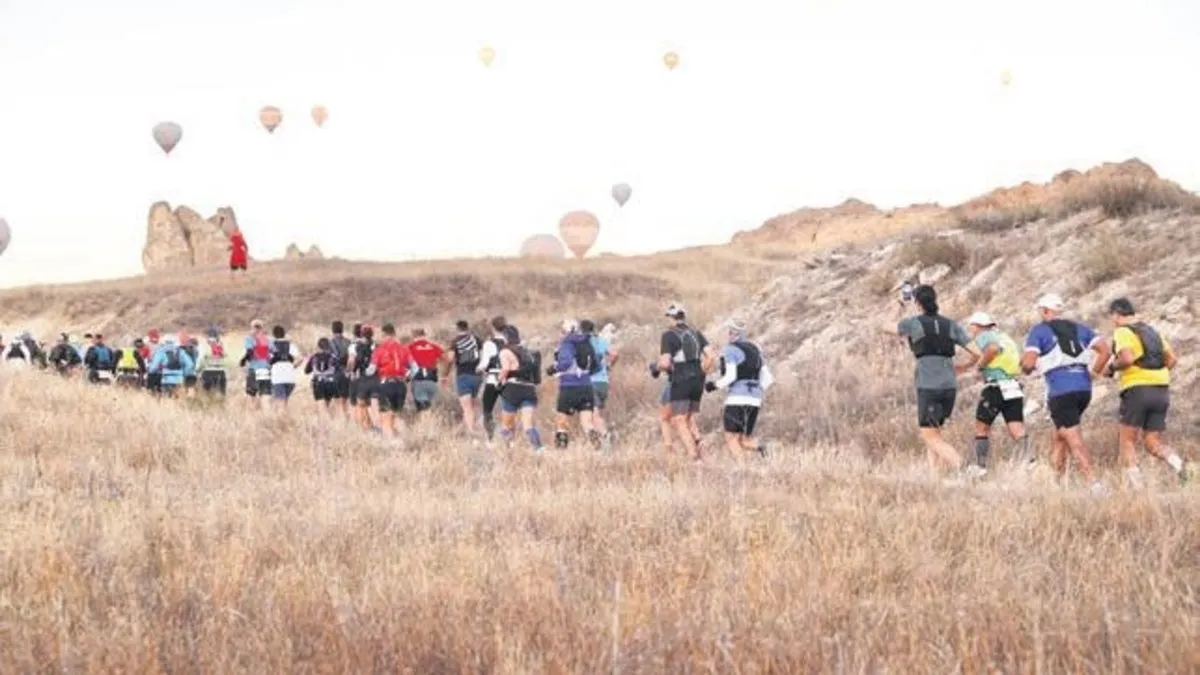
[165,347,182,371]
[1128,322,1166,369]
[573,338,602,375]
[728,340,763,381]
[671,326,701,363]
[512,346,542,385]
[270,340,293,364]
[354,341,374,375]
[454,334,480,367]
[1047,319,1085,358]
[908,315,957,359]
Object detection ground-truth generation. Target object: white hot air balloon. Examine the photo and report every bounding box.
[611,183,632,207]
[0,218,11,257]
[152,121,183,155]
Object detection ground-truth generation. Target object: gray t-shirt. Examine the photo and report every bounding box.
[897,315,970,391]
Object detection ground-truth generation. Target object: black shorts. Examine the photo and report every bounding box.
[231,262,247,271]
[335,373,350,399]
[667,375,704,415]
[976,382,1025,425]
[723,405,760,435]
[556,385,595,415]
[377,378,407,412]
[1048,390,1091,429]
[351,375,378,405]
[917,388,957,428]
[313,378,339,402]
[1118,386,1169,432]
[184,374,198,389]
[500,381,538,412]
[245,371,272,397]
[201,370,227,395]
[145,371,162,393]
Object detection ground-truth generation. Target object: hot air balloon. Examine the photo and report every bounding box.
[479,46,495,67]
[1000,69,1013,87]
[0,218,10,257]
[558,210,600,258]
[663,51,679,70]
[519,233,566,259]
[611,183,632,207]
[152,121,183,156]
[311,105,329,127]
[259,106,283,134]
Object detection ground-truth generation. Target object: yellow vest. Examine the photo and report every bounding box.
[117,348,139,371]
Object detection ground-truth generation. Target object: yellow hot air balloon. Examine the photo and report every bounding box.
[663,51,679,71]
[479,46,495,67]
[311,105,329,127]
[519,233,566,259]
[558,210,600,259]
[1000,69,1013,87]
[259,106,283,134]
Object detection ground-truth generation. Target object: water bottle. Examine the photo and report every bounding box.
[901,281,914,303]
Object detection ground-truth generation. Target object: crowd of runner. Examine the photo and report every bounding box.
[0,303,775,460]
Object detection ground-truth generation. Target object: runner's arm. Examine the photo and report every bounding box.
[498,349,518,384]
[701,344,718,374]
[1089,337,1113,377]
[606,344,620,368]
[1164,342,1178,370]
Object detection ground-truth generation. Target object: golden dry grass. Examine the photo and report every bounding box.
[1,364,1197,673]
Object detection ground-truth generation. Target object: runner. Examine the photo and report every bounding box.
[347,324,378,431]
[475,316,510,439]
[83,333,117,385]
[964,312,1032,475]
[328,321,354,418]
[1095,297,1188,487]
[149,335,194,398]
[305,338,341,416]
[547,319,602,450]
[369,323,413,437]
[446,320,484,436]
[143,329,163,394]
[1020,293,1109,493]
[195,329,231,397]
[705,318,773,459]
[114,339,146,388]
[408,327,444,413]
[654,303,716,460]
[581,319,619,449]
[48,333,82,376]
[884,285,983,476]
[268,325,301,407]
[240,320,273,410]
[496,328,546,453]
[178,332,200,396]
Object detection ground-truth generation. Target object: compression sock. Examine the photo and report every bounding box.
[554,430,569,449]
[974,437,990,468]
[587,429,602,449]
[498,426,514,444]
[525,428,543,449]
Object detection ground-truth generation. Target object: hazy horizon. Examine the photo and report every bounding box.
[1,0,1197,288]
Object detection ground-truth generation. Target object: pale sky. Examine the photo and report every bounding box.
[0,0,1197,287]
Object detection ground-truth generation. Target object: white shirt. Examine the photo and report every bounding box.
[476,335,504,383]
[270,341,302,384]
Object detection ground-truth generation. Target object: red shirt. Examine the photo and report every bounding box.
[408,338,444,370]
[370,338,412,379]
[229,232,248,267]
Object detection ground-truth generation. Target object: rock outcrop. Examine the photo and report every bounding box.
[283,243,325,261]
[142,202,242,274]
[306,245,324,260]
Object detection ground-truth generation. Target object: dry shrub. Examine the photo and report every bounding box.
[1081,239,1145,288]
[1058,177,1200,220]
[896,235,970,272]
[0,356,1198,673]
[956,204,1046,233]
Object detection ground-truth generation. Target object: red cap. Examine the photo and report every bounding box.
[147,329,161,340]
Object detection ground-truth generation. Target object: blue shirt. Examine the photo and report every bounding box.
[148,343,196,385]
[554,333,593,388]
[589,336,610,384]
[1024,321,1097,398]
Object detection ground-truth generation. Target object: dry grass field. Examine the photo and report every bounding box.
[0,365,1196,673]
[2,168,1199,672]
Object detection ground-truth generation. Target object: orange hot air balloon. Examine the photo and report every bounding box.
[479,46,495,67]
[151,121,183,156]
[311,105,329,127]
[259,106,283,134]
[519,233,566,259]
[663,51,679,70]
[558,210,600,258]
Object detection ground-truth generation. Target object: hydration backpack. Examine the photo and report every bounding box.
[1128,322,1166,370]
[908,315,957,359]
[251,334,271,361]
[727,340,764,381]
[1047,319,1086,358]
[93,345,114,369]
[330,336,352,370]
[512,346,542,385]
[670,326,702,363]
[270,340,293,364]
[311,352,338,381]
[354,341,374,375]
[454,334,480,367]
[210,341,225,359]
[164,347,182,371]
[573,339,602,375]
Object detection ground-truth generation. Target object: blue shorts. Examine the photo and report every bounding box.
[272,383,295,400]
[500,397,537,413]
[456,373,482,397]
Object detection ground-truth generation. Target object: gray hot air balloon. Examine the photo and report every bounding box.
[519,233,566,259]
[611,183,632,207]
[152,121,183,156]
[0,218,11,256]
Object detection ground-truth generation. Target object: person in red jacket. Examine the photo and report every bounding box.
[229,226,249,274]
[407,327,444,412]
[370,323,414,437]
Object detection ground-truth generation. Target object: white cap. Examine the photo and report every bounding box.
[560,318,578,333]
[723,317,747,334]
[965,311,996,327]
[664,302,686,317]
[1035,293,1065,311]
